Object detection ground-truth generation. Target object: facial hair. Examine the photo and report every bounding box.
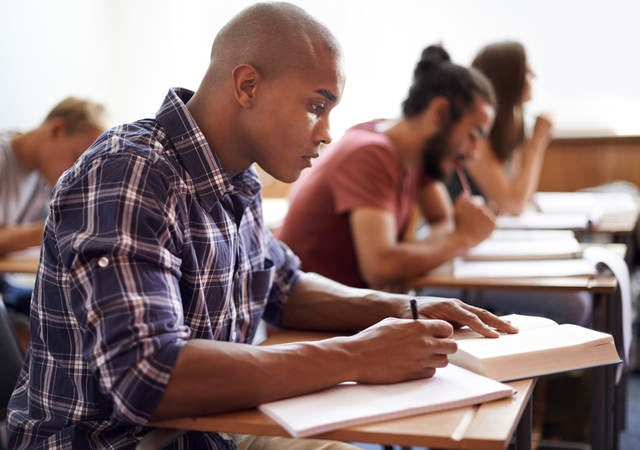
[422,122,454,181]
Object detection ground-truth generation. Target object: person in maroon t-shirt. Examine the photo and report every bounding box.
[279,45,497,289]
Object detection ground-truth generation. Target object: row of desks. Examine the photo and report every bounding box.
[0,220,633,449]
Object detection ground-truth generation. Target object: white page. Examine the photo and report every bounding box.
[488,229,576,241]
[465,238,581,260]
[457,324,613,359]
[533,191,639,223]
[453,314,558,341]
[453,258,597,278]
[259,364,514,438]
[534,191,638,215]
[496,211,590,230]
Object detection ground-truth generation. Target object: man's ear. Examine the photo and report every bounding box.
[428,96,451,128]
[45,117,67,140]
[231,64,260,109]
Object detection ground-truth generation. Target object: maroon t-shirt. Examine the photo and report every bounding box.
[277,120,425,288]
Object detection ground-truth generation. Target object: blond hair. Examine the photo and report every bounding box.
[44,97,107,135]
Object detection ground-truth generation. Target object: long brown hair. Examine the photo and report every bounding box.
[472,42,527,163]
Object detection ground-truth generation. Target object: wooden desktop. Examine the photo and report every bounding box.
[150,330,536,450]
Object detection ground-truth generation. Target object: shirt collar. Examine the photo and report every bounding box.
[155,88,261,211]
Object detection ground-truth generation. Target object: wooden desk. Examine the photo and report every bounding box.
[0,249,39,274]
[150,330,536,450]
[403,263,621,450]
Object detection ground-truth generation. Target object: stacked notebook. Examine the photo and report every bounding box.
[455,229,595,278]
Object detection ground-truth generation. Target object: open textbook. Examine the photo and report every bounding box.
[449,314,621,381]
[533,191,639,225]
[464,232,582,261]
[452,257,596,278]
[495,191,639,230]
[495,210,590,230]
[259,364,514,438]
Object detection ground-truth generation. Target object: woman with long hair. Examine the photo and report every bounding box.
[448,41,553,215]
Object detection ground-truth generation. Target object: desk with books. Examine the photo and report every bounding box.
[497,191,639,248]
[402,254,623,450]
[150,330,537,450]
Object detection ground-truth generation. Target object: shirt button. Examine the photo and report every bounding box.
[97,256,110,268]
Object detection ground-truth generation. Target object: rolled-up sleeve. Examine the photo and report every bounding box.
[54,152,190,424]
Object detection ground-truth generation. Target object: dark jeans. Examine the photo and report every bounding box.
[0,277,32,316]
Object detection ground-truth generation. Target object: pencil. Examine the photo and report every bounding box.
[455,165,471,197]
[410,298,419,320]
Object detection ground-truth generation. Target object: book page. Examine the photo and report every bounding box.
[259,364,514,438]
[454,314,558,340]
[488,229,576,241]
[457,324,612,359]
[465,238,581,261]
[534,191,638,216]
[496,211,590,230]
[450,323,620,380]
[453,258,597,278]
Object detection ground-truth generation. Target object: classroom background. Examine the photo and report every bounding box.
[2,1,639,449]
[1,0,639,139]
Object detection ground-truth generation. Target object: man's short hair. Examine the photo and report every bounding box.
[44,97,107,134]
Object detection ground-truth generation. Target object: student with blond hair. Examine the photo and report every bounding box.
[0,96,106,314]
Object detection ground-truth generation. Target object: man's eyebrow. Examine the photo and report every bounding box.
[315,89,337,102]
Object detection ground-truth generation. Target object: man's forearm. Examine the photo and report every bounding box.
[280,272,408,331]
[150,335,354,421]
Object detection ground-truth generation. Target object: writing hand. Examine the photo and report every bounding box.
[343,317,457,384]
[453,195,495,246]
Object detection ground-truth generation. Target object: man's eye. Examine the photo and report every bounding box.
[310,103,327,114]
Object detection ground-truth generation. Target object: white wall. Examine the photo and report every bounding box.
[1,0,639,138]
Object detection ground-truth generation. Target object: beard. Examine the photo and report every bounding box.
[422,123,455,181]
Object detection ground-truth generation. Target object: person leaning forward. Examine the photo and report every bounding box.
[7,3,517,449]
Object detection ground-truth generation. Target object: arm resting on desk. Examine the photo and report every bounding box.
[350,196,494,288]
[151,318,456,421]
[0,221,45,255]
[152,273,516,422]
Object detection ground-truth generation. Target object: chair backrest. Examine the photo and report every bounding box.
[0,297,24,421]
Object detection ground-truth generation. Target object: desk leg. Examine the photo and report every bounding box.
[592,291,621,450]
[514,393,532,450]
[592,364,616,450]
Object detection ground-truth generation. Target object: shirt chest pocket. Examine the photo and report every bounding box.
[248,258,275,304]
[223,258,275,342]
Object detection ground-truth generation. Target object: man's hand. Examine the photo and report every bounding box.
[342,317,457,384]
[453,195,495,247]
[410,296,519,338]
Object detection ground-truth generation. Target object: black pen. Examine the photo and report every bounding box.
[410,298,419,320]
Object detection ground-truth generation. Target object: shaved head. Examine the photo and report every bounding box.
[187,2,345,181]
[210,2,341,80]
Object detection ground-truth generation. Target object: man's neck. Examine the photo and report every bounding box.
[10,130,40,172]
[383,118,436,168]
